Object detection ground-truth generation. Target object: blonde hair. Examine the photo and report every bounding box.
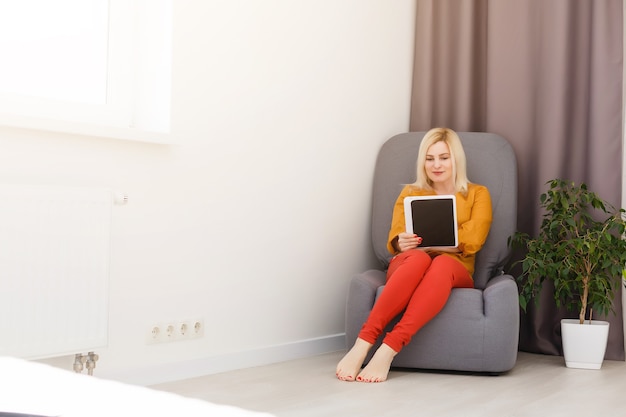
[413,127,469,195]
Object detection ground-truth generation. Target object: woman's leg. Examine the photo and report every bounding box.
[358,250,432,344]
[357,255,473,382]
[336,250,431,381]
[382,255,473,352]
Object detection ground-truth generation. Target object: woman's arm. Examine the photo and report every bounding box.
[457,185,493,256]
[387,186,413,254]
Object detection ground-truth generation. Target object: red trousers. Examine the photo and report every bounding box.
[358,249,473,353]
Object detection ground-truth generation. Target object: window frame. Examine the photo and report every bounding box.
[0,0,172,144]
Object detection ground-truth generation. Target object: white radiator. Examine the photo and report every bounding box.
[0,184,121,359]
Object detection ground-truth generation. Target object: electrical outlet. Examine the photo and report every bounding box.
[191,318,204,338]
[147,324,162,344]
[147,318,204,344]
[164,323,176,341]
[179,321,189,338]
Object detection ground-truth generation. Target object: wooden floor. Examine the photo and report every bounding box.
[152,351,626,417]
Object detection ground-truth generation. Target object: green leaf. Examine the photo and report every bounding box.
[519,296,528,312]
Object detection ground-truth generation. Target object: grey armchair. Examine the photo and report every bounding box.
[345,132,519,373]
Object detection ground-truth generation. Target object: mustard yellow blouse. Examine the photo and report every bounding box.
[387,183,493,277]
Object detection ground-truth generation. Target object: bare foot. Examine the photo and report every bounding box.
[336,338,372,381]
[356,343,397,383]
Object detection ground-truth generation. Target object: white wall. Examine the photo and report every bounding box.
[0,0,416,385]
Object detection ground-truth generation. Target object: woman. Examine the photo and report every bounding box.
[336,127,492,382]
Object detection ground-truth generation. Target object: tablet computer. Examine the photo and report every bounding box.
[403,195,458,248]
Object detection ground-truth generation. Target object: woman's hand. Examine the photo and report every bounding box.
[396,232,422,252]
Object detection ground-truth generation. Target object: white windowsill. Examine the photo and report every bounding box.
[0,114,172,145]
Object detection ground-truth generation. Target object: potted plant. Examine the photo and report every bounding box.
[510,179,626,369]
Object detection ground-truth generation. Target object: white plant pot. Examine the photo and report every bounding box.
[561,319,610,369]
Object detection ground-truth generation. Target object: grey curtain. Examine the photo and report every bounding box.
[410,0,624,360]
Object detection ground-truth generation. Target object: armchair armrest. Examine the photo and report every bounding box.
[483,273,520,317]
[344,269,386,347]
[482,273,520,371]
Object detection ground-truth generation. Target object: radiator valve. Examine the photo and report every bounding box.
[73,353,86,373]
[86,351,100,376]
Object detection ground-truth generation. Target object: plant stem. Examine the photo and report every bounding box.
[580,275,589,325]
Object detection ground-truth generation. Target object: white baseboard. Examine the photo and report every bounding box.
[99,333,346,386]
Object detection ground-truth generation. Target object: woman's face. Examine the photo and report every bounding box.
[425,141,454,188]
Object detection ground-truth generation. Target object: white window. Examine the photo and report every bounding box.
[0,0,172,143]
